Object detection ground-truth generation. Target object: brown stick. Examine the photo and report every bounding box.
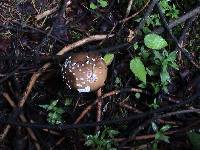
[118,102,143,113]
[35,0,72,21]
[118,111,200,144]
[125,0,134,18]
[18,63,50,108]
[119,0,150,23]
[2,93,41,150]
[0,125,11,141]
[128,120,200,141]
[96,88,102,132]
[50,137,65,150]
[58,34,114,55]
[74,101,95,124]
[35,7,58,21]
[74,88,148,124]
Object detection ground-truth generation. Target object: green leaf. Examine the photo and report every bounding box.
[152,142,158,150]
[144,34,168,50]
[103,53,114,65]
[155,132,170,143]
[160,125,171,132]
[133,42,139,50]
[138,83,146,88]
[170,63,179,70]
[54,107,64,114]
[108,130,119,138]
[142,26,151,34]
[101,129,107,139]
[130,57,147,84]
[90,2,97,9]
[162,85,169,93]
[167,51,179,70]
[135,18,142,22]
[149,98,160,109]
[187,132,200,150]
[64,98,72,106]
[160,68,170,84]
[151,122,158,132]
[159,0,170,13]
[151,83,160,94]
[115,77,122,87]
[135,93,141,99]
[153,50,162,61]
[98,0,108,7]
[140,46,150,61]
[85,139,93,146]
[47,100,59,111]
[168,51,176,61]
[39,104,49,110]
[146,68,154,76]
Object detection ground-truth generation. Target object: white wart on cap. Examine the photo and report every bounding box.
[62,52,108,92]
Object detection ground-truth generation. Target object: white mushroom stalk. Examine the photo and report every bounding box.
[62,52,108,93]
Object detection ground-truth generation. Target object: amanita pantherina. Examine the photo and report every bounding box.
[62,52,107,92]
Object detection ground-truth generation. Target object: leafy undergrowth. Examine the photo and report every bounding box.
[0,0,200,150]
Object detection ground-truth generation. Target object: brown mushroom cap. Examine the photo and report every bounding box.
[62,52,107,92]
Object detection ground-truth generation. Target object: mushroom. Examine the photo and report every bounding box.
[62,52,108,92]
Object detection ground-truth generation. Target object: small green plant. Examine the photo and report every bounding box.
[135,0,179,33]
[114,77,122,88]
[85,128,119,150]
[130,57,147,85]
[90,0,108,10]
[159,0,179,19]
[153,49,179,93]
[145,14,161,27]
[143,33,178,93]
[151,122,171,150]
[39,100,64,124]
[130,33,178,93]
[71,31,82,40]
[149,98,160,109]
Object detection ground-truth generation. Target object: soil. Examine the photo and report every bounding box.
[0,0,200,150]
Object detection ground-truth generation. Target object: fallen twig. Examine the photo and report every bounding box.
[120,0,150,23]
[176,16,197,63]
[125,0,134,18]
[58,34,114,55]
[74,88,149,124]
[96,88,102,132]
[0,125,11,141]
[154,5,200,33]
[156,3,200,69]
[0,65,21,84]
[135,0,159,34]
[118,102,143,113]
[0,92,199,130]
[2,93,41,150]
[35,7,58,21]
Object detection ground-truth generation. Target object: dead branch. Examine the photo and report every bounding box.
[2,93,41,150]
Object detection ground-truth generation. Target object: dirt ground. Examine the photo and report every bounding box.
[0,0,200,150]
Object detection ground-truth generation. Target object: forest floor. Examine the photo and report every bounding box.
[0,0,200,150]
